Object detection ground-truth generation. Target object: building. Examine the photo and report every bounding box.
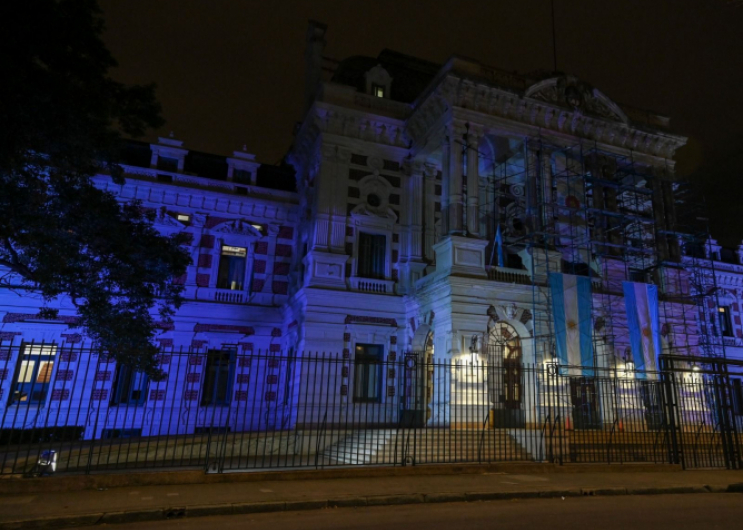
[0,22,741,470]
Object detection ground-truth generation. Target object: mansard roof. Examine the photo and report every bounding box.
[118,140,296,192]
[331,49,439,103]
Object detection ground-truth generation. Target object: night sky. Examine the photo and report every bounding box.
[101,0,743,246]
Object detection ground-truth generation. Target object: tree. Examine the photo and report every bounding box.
[0,0,190,376]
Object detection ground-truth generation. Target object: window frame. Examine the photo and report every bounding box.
[110,364,149,406]
[352,343,384,404]
[718,306,734,338]
[8,343,58,406]
[356,231,387,280]
[200,348,237,407]
[216,244,248,291]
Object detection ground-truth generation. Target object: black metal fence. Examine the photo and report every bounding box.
[0,342,741,475]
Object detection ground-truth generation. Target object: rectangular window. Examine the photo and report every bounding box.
[372,84,385,98]
[9,344,57,405]
[353,344,383,403]
[110,365,148,406]
[217,245,247,290]
[732,379,743,416]
[629,269,647,283]
[357,232,386,279]
[719,306,733,337]
[157,156,179,172]
[201,349,236,406]
[233,168,252,184]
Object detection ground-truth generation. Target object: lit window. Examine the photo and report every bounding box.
[201,349,236,406]
[372,84,385,98]
[250,224,263,234]
[176,213,191,224]
[217,245,247,290]
[718,306,733,337]
[111,365,148,406]
[9,344,57,405]
[357,232,386,279]
[353,344,383,403]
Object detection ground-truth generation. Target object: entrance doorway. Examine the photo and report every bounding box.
[488,322,525,428]
[569,377,602,430]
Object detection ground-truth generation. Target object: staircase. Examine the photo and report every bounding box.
[323,429,533,465]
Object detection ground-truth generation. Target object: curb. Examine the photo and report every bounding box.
[0,463,682,496]
[1,483,741,529]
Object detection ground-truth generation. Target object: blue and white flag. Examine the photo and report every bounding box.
[495,224,505,268]
[550,273,594,374]
[623,282,662,378]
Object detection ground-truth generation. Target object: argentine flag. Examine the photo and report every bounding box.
[549,273,594,374]
[623,282,662,378]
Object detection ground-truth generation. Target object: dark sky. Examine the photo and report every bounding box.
[101,0,743,245]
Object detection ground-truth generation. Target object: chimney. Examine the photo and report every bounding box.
[304,20,327,115]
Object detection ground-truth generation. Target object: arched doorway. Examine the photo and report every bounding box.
[401,330,434,427]
[487,322,525,428]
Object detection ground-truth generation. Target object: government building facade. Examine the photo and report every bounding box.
[1,22,741,471]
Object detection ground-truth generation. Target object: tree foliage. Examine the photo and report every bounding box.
[0,0,190,375]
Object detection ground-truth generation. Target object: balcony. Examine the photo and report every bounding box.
[184,286,247,304]
[486,266,532,285]
[349,277,395,295]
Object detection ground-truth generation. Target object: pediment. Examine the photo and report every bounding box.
[212,219,263,237]
[525,76,628,124]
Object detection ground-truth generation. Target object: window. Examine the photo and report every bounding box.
[110,365,148,406]
[629,269,647,283]
[157,156,179,172]
[176,213,191,224]
[9,344,57,405]
[372,84,385,98]
[732,379,743,416]
[201,349,236,406]
[718,306,733,337]
[353,344,383,403]
[217,245,247,290]
[357,232,386,279]
[233,168,252,184]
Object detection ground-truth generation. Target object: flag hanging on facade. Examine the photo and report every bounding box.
[623,282,662,377]
[549,273,594,373]
[495,224,505,268]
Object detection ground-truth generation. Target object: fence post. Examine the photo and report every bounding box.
[660,357,682,467]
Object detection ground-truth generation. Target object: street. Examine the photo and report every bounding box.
[103,493,742,530]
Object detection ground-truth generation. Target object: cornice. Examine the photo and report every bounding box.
[407,73,686,160]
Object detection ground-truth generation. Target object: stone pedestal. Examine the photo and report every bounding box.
[303,250,348,289]
[433,236,488,278]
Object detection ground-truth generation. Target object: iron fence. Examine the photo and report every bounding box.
[0,341,741,475]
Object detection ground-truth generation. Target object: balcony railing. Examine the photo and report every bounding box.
[486,266,532,285]
[349,277,395,294]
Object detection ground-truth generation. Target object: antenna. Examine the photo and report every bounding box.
[551,0,558,72]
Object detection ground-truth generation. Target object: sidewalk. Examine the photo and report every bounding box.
[1,465,742,529]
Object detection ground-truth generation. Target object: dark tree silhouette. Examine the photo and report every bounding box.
[0,0,190,375]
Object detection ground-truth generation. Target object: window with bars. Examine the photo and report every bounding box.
[353,344,383,403]
[111,365,149,406]
[9,343,57,405]
[201,349,236,406]
[357,232,386,279]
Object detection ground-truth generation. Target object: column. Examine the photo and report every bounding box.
[424,164,437,262]
[466,128,480,237]
[448,127,465,235]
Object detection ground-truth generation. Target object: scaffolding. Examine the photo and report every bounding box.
[467,132,731,424]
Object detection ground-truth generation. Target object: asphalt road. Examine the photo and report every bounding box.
[104,493,742,530]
